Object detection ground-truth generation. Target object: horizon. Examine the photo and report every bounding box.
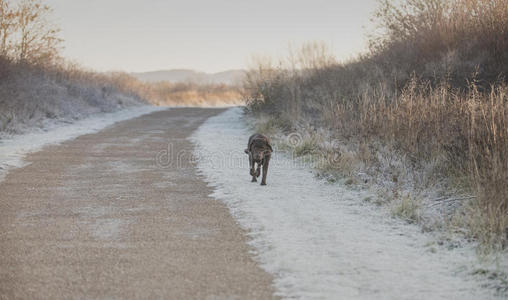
[130,68,245,74]
[45,0,379,73]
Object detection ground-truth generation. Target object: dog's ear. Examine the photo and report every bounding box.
[266,142,273,152]
[244,148,249,154]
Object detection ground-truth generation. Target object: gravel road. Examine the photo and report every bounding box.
[0,108,276,299]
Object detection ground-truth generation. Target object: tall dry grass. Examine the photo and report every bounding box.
[0,56,242,135]
[106,73,242,106]
[346,80,508,250]
[136,81,241,107]
[0,57,145,135]
[244,0,508,251]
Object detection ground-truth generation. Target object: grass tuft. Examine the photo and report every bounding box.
[392,194,422,224]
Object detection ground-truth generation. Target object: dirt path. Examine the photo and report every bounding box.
[0,108,276,299]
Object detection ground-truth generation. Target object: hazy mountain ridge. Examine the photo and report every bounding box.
[131,69,246,85]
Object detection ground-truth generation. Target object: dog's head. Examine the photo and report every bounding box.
[245,138,273,162]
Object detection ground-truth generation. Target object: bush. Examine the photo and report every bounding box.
[0,60,144,135]
[243,0,508,250]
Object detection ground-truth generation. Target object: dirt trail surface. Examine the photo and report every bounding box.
[0,108,276,299]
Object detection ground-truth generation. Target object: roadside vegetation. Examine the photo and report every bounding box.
[243,0,508,256]
[107,73,242,107]
[0,0,148,135]
[144,81,241,106]
[0,0,240,136]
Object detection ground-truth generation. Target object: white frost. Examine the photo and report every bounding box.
[0,105,167,182]
[191,107,499,300]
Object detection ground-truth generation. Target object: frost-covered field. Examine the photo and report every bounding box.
[191,108,501,300]
[0,105,167,182]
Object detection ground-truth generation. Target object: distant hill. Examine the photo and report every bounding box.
[131,69,246,85]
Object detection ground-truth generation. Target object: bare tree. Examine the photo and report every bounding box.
[0,0,16,57]
[15,0,61,64]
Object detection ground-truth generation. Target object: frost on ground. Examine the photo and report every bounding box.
[191,107,502,300]
[0,105,167,182]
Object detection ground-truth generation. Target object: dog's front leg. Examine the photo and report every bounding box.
[249,153,255,175]
[249,154,257,182]
[251,172,258,182]
[260,155,270,185]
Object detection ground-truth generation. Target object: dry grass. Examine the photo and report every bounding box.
[0,58,144,135]
[0,57,241,136]
[0,0,242,136]
[391,193,422,224]
[147,82,242,106]
[0,59,243,135]
[107,73,242,107]
[243,0,508,251]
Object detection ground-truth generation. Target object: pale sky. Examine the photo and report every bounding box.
[45,0,380,73]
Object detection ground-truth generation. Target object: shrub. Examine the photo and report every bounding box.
[243,0,508,250]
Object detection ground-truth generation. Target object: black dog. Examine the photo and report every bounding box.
[244,133,273,185]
